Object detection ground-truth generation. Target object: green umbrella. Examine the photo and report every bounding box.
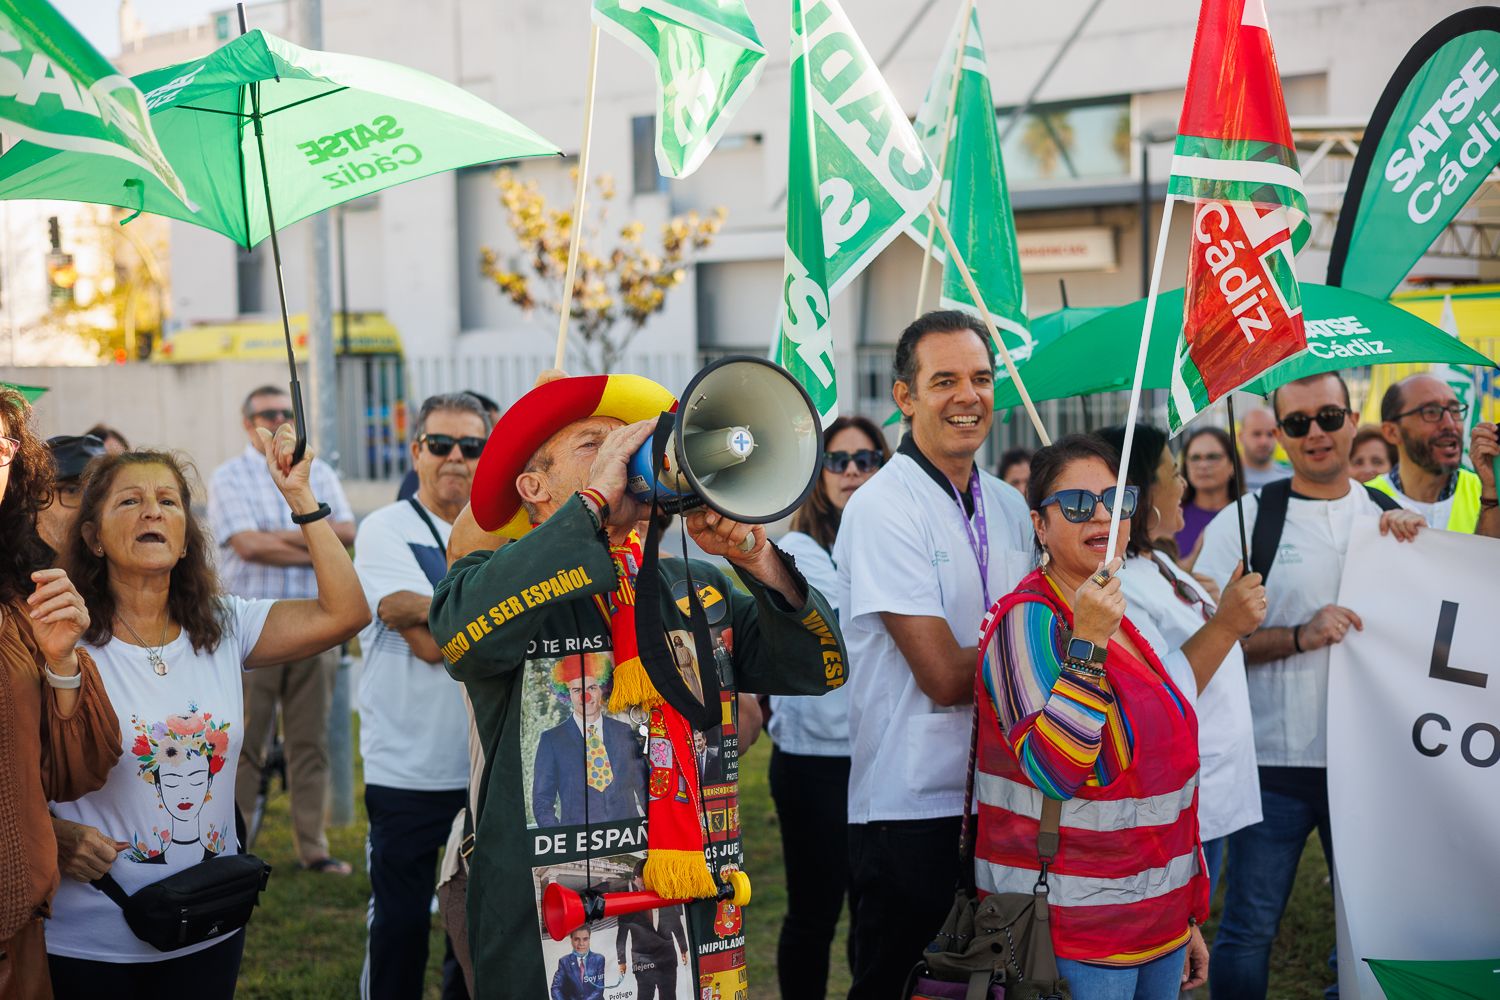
[1,383,48,403]
[0,24,559,458]
[993,283,1498,409]
[1367,957,1500,1000]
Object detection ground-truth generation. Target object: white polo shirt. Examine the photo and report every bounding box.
[834,439,1033,823]
[1120,550,1261,841]
[1195,481,1388,769]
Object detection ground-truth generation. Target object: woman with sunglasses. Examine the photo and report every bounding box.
[1097,424,1266,903]
[768,415,887,999]
[1175,427,1241,564]
[0,389,122,997]
[974,435,1210,997]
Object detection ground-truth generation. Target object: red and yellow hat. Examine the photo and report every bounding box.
[470,374,676,538]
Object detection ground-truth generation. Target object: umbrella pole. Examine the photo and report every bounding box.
[929,205,1051,445]
[554,23,601,371]
[1225,394,1251,568]
[913,0,972,321]
[1060,279,1093,430]
[248,79,309,465]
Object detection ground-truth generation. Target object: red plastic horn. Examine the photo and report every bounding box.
[541,870,752,942]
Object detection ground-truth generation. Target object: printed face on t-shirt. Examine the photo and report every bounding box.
[566,676,604,723]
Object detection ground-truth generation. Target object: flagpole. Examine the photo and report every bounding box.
[929,205,1051,446]
[555,22,601,370]
[913,0,973,320]
[1104,193,1178,561]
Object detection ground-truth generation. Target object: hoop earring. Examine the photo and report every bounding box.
[1148,506,1162,533]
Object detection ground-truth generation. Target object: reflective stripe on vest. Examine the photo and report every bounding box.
[1368,469,1482,533]
[977,847,1200,908]
[977,771,1198,833]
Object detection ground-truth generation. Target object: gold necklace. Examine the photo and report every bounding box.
[116,613,170,676]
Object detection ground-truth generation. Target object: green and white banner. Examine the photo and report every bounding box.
[1328,9,1500,298]
[592,0,765,179]
[774,0,939,423]
[906,2,1031,357]
[0,0,192,207]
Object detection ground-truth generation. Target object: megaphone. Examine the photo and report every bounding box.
[625,356,822,524]
[541,870,752,941]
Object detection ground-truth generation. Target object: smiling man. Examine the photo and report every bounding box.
[352,392,492,999]
[833,311,1035,998]
[1367,373,1500,537]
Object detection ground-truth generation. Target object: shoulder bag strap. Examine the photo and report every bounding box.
[407,497,448,552]
[1249,478,1291,584]
[91,872,132,909]
[1363,484,1402,512]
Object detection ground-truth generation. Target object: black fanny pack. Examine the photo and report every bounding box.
[93,853,272,952]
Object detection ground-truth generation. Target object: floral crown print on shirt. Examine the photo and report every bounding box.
[124,705,231,862]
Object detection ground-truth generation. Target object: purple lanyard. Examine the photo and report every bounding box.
[949,468,990,609]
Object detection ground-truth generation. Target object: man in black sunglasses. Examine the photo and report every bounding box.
[1196,372,1425,1000]
[1366,374,1500,537]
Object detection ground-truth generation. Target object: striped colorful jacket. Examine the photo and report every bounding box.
[974,570,1209,966]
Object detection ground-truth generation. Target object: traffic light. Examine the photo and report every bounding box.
[45,217,75,305]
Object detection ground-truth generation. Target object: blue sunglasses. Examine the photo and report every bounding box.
[1038,486,1138,523]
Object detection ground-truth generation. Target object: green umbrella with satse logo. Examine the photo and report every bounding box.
[0,20,559,458]
[1366,957,1500,1000]
[1,383,47,403]
[992,283,1498,411]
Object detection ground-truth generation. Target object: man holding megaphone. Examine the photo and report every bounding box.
[431,366,845,1000]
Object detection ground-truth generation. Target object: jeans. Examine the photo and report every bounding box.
[1202,836,1226,905]
[361,784,470,1000]
[49,930,245,999]
[1057,945,1187,1000]
[1210,766,1337,1000]
[847,816,963,1000]
[769,747,855,1000]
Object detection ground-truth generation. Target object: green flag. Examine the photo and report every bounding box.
[774,0,940,423]
[1328,10,1500,298]
[0,0,192,207]
[906,3,1031,356]
[592,0,765,178]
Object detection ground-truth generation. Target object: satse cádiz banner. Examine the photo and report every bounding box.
[1327,7,1500,299]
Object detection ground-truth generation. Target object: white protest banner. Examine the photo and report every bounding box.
[1328,519,1500,1000]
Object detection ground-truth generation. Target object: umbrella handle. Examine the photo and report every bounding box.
[289,377,308,466]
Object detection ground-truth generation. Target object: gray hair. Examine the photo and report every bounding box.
[413,392,493,442]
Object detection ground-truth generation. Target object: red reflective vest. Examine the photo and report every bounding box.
[974,572,1210,965]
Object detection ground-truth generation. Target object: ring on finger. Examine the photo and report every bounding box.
[1090,570,1110,587]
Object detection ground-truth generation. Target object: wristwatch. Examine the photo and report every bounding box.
[1064,636,1107,668]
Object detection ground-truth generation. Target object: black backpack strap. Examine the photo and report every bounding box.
[1363,484,1403,512]
[407,498,448,551]
[1249,478,1292,584]
[91,872,131,909]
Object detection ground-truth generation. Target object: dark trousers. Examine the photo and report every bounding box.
[363,784,469,1000]
[637,965,676,999]
[1211,766,1337,1000]
[770,747,855,1000]
[847,815,963,1000]
[49,929,245,999]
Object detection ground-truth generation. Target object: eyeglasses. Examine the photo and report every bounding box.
[251,408,295,423]
[1037,485,1138,523]
[54,480,84,509]
[0,436,17,469]
[1392,401,1469,424]
[823,449,883,474]
[1277,406,1352,438]
[419,433,486,459]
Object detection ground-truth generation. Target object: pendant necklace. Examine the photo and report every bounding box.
[116,614,170,676]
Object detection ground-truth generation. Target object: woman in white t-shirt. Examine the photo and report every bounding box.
[1098,423,1267,900]
[45,426,370,996]
[769,414,888,999]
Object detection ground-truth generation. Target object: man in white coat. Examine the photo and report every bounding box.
[834,311,1034,999]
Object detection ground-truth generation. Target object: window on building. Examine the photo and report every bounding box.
[696,259,780,357]
[236,244,264,315]
[632,115,668,196]
[998,96,1132,185]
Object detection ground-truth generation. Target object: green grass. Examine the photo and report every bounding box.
[239,739,1334,998]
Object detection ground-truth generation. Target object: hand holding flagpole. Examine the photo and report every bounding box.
[929,204,1051,446]
[555,23,602,371]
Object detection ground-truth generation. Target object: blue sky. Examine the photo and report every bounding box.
[54,0,229,58]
